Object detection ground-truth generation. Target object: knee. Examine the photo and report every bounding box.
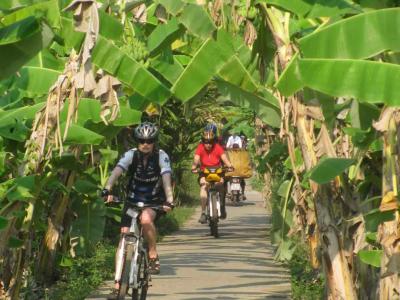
[141,214,154,225]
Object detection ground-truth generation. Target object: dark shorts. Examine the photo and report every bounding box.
[120,202,166,228]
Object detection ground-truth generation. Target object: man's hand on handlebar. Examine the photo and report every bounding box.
[101,188,118,204]
[163,201,175,213]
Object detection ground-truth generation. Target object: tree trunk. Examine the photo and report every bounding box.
[377,110,400,299]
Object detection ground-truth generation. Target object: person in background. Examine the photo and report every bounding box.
[191,125,234,222]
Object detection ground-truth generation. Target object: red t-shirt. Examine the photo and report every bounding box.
[195,143,225,169]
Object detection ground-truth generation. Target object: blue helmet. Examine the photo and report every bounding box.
[205,123,217,135]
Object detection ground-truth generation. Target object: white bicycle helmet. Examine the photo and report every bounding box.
[134,122,159,140]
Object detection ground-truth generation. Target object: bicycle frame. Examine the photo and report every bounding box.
[115,202,163,299]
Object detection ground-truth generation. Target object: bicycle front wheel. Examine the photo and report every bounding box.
[118,242,135,300]
[132,251,149,300]
[210,192,219,238]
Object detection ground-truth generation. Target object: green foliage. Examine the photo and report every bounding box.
[289,242,325,300]
[308,157,356,184]
[47,243,115,300]
[250,175,264,192]
[358,250,383,268]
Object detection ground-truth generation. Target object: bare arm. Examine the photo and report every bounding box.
[191,154,201,170]
[105,166,124,190]
[221,153,233,168]
[162,172,174,204]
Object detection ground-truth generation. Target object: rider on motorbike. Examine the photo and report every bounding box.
[191,124,234,223]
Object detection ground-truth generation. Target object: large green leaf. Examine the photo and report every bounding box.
[358,250,382,268]
[147,18,183,55]
[349,100,380,130]
[216,80,281,128]
[0,119,29,141]
[309,157,356,184]
[26,48,66,71]
[0,0,34,11]
[62,123,104,145]
[172,30,235,101]
[15,66,60,95]
[7,175,37,201]
[112,106,142,126]
[92,36,171,104]
[218,56,258,93]
[0,102,44,126]
[262,0,360,17]
[151,55,184,84]
[98,10,123,41]
[178,3,216,39]
[364,209,396,232]
[0,17,54,80]
[70,198,105,255]
[0,216,8,231]
[59,16,84,50]
[276,58,400,106]
[156,0,185,16]
[1,0,61,29]
[299,8,400,59]
[61,98,141,127]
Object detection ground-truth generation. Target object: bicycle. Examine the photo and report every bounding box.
[106,198,165,300]
[194,166,231,238]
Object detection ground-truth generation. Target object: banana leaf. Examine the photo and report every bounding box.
[299,8,400,59]
[156,0,185,16]
[172,30,235,101]
[216,79,281,128]
[308,157,356,184]
[150,55,184,84]
[61,123,104,145]
[178,3,216,39]
[0,102,44,127]
[0,17,54,80]
[26,48,66,71]
[92,36,171,104]
[98,10,123,41]
[276,57,400,106]
[59,16,84,50]
[0,0,61,29]
[15,66,60,95]
[70,198,106,256]
[261,0,360,17]
[358,250,382,268]
[147,18,183,55]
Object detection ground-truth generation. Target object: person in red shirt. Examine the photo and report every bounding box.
[191,128,234,223]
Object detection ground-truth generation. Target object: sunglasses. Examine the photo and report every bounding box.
[202,139,214,144]
[138,138,155,144]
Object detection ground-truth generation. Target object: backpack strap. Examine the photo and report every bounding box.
[127,150,139,193]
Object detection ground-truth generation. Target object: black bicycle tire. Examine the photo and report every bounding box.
[118,242,135,300]
[211,193,219,238]
[131,250,149,300]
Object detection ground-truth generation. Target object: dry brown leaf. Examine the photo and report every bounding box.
[373,107,396,132]
[210,0,223,24]
[315,124,337,158]
[94,74,121,125]
[132,4,147,23]
[66,0,99,93]
[155,5,167,23]
[244,20,257,46]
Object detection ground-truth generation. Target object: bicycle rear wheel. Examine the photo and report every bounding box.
[118,242,135,300]
[209,192,219,238]
[132,251,149,300]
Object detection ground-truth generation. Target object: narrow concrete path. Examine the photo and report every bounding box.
[87,189,291,300]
